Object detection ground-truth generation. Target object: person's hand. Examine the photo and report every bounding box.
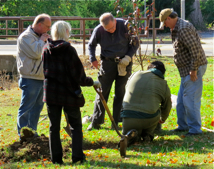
[159,119,165,124]
[119,55,131,66]
[93,81,101,88]
[190,70,198,82]
[91,61,99,69]
[40,33,50,42]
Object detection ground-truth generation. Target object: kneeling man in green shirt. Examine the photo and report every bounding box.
[121,61,172,144]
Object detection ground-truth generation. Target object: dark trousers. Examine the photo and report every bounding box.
[47,104,85,163]
[91,59,132,125]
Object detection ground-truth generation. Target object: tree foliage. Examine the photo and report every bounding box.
[0,0,211,31]
[200,0,214,28]
[0,0,114,33]
[147,0,195,19]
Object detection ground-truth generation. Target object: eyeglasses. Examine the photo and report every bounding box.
[41,22,51,29]
[103,21,116,32]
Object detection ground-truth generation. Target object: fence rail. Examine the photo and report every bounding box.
[0,16,163,55]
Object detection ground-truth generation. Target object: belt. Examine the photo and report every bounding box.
[100,55,124,62]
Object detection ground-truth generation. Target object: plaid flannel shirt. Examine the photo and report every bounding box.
[171,18,207,77]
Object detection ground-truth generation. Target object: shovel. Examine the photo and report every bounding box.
[63,112,72,138]
[93,86,129,157]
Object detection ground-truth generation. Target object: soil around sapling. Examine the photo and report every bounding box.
[0,133,118,163]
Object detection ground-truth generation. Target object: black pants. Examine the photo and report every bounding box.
[91,59,132,125]
[47,104,85,163]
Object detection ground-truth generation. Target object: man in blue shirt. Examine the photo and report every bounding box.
[87,12,139,130]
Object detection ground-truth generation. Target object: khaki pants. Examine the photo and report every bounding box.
[122,114,160,139]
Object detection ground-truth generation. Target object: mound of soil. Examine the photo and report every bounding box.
[20,127,35,142]
[0,133,118,163]
[1,134,50,163]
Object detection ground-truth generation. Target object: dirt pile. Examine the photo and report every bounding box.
[0,134,50,163]
[0,133,118,163]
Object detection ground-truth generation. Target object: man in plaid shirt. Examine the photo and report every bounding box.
[159,8,207,136]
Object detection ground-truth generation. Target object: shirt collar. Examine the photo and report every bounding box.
[173,17,180,31]
[30,26,41,37]
[149,68,164,79]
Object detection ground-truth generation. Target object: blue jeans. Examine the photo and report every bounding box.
[17,78,44,135]
[176,65,207,134]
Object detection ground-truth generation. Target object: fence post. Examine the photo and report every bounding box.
[152,0,155,56]
[80,20,83,39]
[6,20,8,36]
[83,19,86,56]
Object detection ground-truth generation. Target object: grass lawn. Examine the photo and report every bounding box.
[0,56,213,169]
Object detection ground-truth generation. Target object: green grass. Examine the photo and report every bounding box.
[0,57,213,168]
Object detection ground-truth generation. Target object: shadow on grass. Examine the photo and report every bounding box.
[1,129,213,167]
[128,130,214,154]
[82,140,118,150]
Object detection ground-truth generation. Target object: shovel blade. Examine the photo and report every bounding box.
[119,136,128,158]
[63,126,72,138]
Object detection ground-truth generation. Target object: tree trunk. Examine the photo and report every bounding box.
[189,0,206,30]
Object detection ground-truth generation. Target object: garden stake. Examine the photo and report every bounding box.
[38,116,47,123]
[93,86,128,157]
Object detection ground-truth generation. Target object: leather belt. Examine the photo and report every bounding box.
[100,55,124,62]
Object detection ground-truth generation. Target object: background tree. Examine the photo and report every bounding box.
[147,0,195,32]
[189,0,206,30]
[200,0,214,29]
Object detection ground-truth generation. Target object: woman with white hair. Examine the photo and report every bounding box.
[42,21,100,164]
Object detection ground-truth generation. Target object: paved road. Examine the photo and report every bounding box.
[0,31,213,57]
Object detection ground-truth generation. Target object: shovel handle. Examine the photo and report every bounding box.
[93,86,123,137]
[64,112,70,127]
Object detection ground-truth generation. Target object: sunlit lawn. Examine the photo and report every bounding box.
[0,57,213,168]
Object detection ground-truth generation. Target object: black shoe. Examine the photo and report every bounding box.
[171,128,188,132]
[185,132,200,136]
[52,161,63,165]
[154,129,162,134]
[72,158,86,164]
[125,129,138,146]
[87,123,101,131]
[141,133,154,142]
[142,135,152,142]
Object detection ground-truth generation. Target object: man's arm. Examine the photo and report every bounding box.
[160,85,172,122]
[19,34,47,59]
[88,27,99,68]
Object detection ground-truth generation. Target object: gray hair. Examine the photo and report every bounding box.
[99,12,115,26]
[32,13,51,26]
[51,21,71,41]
